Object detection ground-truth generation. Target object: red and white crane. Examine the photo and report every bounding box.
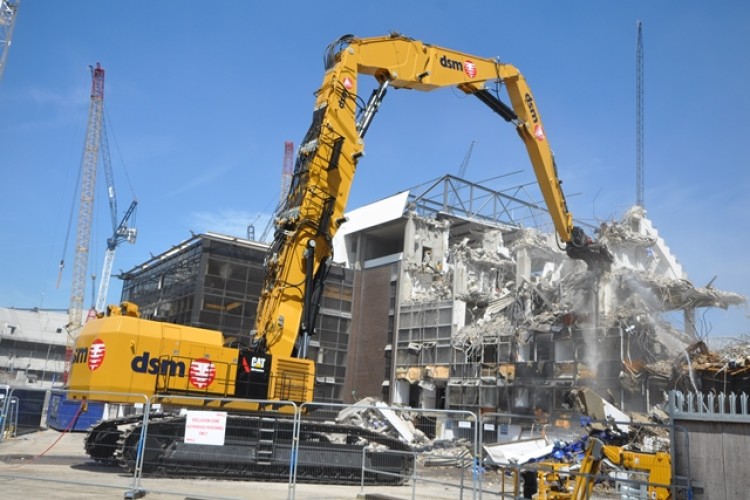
[62,63,137,380]
[66,63,106,338]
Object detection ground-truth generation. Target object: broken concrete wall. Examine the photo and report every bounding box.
[389,203,745,416]
[603,205,685,279]
[451,230,516,305]
[401,212,451,303]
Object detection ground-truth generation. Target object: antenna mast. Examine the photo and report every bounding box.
[636,21,644,207]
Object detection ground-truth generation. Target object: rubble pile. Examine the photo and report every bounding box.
[336,397,430,446]
[375,199,747,471]
[660,339,750,394]
[446,207,745,391]
[335,398,476,467]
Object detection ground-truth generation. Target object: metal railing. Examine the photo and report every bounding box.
[670,390,750,421]
[1,392,709,499]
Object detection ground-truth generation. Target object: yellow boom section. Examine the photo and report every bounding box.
[255,33,575,361]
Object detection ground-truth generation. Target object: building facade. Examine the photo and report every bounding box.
[114,176,742,420]
[0,307,68,388]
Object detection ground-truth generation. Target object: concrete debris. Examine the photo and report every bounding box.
[336,397,429,446]
[483,437,554,466]
[428,206,745,411]
[660,339,750,394]
[569,388,630,434]
[421,446,473,468]
[335,398,478,466]
[393,198,745,427]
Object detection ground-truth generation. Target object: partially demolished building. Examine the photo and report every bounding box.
[117,174,745,419]
[333,175,745,418]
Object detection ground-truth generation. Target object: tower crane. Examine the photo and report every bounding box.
[63,62,137,378]
[449,140,476,207]
[259,141,294,242]
[0,0,20,81]
[66,63,105,334]
[93,116,137,313]
[63,63,106,380]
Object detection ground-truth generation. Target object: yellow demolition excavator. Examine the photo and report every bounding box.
[536,438,672,500]
[68,33,612,483]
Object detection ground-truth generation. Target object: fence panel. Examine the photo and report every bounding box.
[0,387,149,499]
[299,401,478,500]
[123,395,298,500]
[4,391,696,500]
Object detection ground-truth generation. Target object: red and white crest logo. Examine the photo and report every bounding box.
[342,76,354,90]
[534,124,546,141]
[189,359,216,389]
[464,60,477,79]
[88,339,106,371]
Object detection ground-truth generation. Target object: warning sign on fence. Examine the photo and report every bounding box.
[184,410,227,445]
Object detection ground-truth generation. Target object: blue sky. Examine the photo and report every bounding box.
[1,1,748,339]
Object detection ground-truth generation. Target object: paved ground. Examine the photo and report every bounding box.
[0,429,489,500]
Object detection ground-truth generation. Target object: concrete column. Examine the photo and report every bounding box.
[684,307,698,340]
[516,248,532,281]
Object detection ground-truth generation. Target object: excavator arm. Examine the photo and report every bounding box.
[253,33,612,366]
[566,439,671,500]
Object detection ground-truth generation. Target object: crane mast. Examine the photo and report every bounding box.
[93,113,138,313]
[64,63,105,378]
[0,0,20,81]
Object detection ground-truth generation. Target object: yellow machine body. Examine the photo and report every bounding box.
[68,314,314,409]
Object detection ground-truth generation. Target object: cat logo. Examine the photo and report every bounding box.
[250,356,266,374]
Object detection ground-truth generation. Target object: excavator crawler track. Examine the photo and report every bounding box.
[87,413,413,484]
[84,414,161,464]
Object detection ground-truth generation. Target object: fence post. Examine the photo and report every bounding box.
[476,413,482,500]
[411,450,417,500]
[360,446,367,496]
[289,402,302,500]
[123,394,150,500]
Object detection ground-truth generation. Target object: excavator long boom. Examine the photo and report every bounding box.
[254,33,612,362]
[67,34,616,483]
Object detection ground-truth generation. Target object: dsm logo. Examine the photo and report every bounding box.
[72,339,106,371]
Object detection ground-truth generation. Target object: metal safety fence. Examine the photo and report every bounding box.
[2,390,484,500]
[134,394,298,500]
[0,386,149,499]
[2,390,701,499]
[299,402,479,500]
